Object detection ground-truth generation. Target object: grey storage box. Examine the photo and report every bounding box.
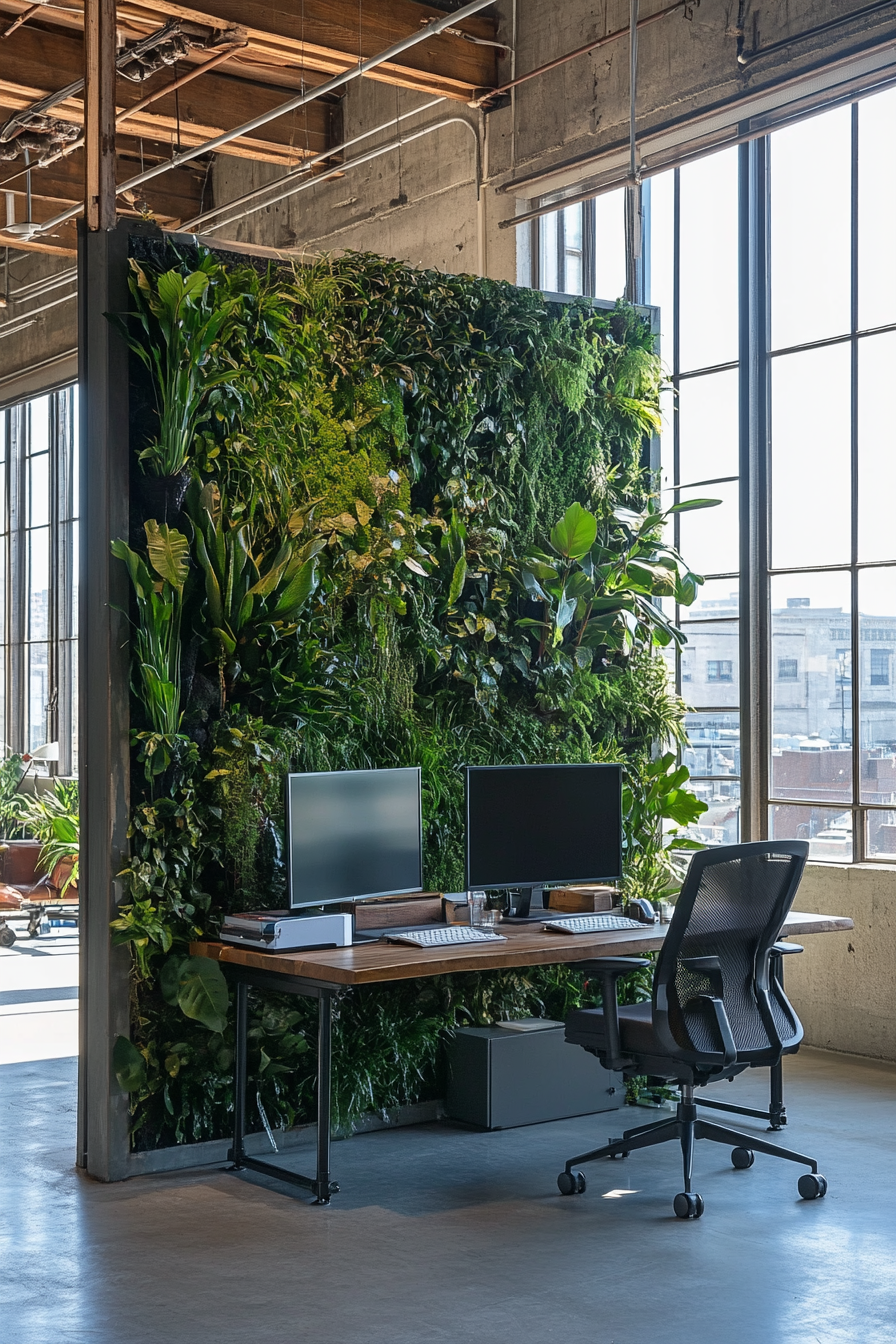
[446,1024,623,1130]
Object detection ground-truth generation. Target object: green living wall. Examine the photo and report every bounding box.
[109,235,708,1150]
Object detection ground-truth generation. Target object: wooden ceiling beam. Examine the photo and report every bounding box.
[0,0,499,100]
[0,26,339,166]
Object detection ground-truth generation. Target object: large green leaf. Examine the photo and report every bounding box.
[144,521,190,591]
[159,954,189,1006]
[113,1035,147,1093]
[550,502,597,559]
[273,556,318,617]
[446,555,467,607]
[110,539,153,601]
[667,497,722,514]
[176,956,229,1033]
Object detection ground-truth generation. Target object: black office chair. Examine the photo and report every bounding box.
[557,841,827,1219]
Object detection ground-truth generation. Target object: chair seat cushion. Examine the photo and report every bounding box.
[566,1002,666,1057]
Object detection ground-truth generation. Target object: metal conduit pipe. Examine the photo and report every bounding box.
[8,268,77,303]
[498,34,896,227]
[192,116,482,263]
[182,96,446,232]
[9,265,76,297]
[0,287,76,336]
[737,0,896,65]
[33,0,496,237]
[475,0,695,108]
[13,40,251,185]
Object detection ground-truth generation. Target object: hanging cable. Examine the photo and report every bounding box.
[624,0,643,302]
[629,0,639,186]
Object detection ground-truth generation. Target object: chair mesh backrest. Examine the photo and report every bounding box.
[654,842,807,1062]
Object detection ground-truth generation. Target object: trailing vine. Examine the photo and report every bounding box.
[110,237,707,1150]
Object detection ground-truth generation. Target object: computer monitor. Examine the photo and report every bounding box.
[287,767,423,909]
[464,763,623,916]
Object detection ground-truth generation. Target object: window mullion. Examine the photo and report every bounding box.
[7,403,26,754]
[850,102,863,860]
[742,133,771,843]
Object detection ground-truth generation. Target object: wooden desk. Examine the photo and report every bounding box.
[192,910,853,1203]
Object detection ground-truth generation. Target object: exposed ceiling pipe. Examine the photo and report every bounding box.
[0,289,76,338]
[737,0,896,65]
[191,116,480,236]
[624,0,642,303]
[473,0,696,108]
[31,0,496,238]
[499,23,896,229]
[0,2,45,41]
[2,37,250,186]
[182,96,446,232]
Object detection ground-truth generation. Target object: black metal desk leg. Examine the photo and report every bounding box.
[229,980,249,1169]
[314,991,335,1203]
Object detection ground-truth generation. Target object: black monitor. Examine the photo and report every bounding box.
[464,763,623,916]
[287,767,423,909]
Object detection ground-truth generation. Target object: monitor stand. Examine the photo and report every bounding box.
[503,887,560,923]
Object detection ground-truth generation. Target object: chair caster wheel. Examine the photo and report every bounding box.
[798,1173,827,1200]
[673,1192,704,1219]
[731,1147,755,1169]
[0,926,16,948]
[557,1170,586,1196]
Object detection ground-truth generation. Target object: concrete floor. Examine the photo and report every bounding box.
[1,939,895,1344]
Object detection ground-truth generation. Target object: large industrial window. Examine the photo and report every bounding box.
[767,92,896,863]
[536,191,627,300]
[533,81,896,864]
[0,386,79,775]
[647,147,742,847]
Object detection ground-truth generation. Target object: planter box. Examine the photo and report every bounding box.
[446,1024,623,1131]
[0,840,42,887]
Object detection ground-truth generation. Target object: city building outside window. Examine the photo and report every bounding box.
[870,649,890,687]
[707,660,734,683]
[778,659,799,681]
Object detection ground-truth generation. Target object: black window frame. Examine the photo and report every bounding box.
[0,385,78,776]
[533,87,896,863]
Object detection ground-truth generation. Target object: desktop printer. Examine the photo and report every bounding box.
[220,910,352,952]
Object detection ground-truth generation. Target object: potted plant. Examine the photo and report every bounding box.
[118,255,243,518]
[17,780,79,897]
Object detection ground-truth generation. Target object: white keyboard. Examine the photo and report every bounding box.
[386,926,507,947]
[542,914,645,935]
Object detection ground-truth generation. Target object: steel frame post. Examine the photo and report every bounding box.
[76,219,132,1178]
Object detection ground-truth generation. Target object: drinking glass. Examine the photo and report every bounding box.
[467,891,486,926]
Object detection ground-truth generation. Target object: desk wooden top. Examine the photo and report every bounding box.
[191,910,853,989]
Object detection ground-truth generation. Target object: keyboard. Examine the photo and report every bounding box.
[385,926,507,947]
[542,913,646,935]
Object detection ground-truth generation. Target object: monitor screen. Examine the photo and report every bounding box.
[464,763,623,890]
[287,767,423,909]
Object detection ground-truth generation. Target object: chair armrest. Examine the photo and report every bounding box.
[687,994,738,1066]
[578,958,652,1072]
[682,957,737,1065]
[767,940,803,1003]
[579,957,652,976]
